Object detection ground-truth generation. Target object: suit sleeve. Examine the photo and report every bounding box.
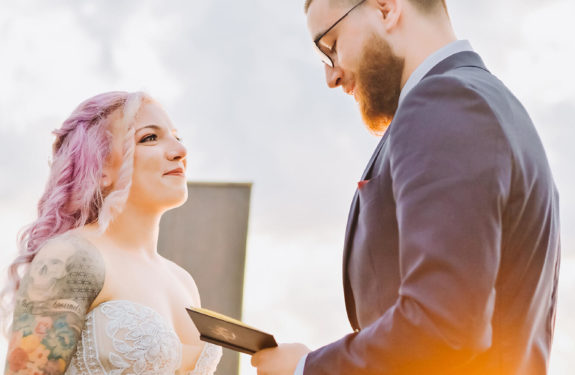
[303,75,513,374]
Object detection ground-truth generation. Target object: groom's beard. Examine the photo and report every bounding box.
[356,34,405,135]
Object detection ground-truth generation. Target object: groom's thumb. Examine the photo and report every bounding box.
[251,350,263,367]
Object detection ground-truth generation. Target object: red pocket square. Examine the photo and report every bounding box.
[358,180,370,189]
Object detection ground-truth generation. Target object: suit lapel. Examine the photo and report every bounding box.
[341,130,390,330]
[343,128,390,252]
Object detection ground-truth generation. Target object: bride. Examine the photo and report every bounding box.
[1,91,222,374]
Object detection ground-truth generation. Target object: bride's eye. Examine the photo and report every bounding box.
[139,134,158,143]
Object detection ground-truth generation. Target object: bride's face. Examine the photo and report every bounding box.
[107,100,188,213]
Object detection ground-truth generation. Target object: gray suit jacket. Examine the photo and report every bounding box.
[304,51,560,375]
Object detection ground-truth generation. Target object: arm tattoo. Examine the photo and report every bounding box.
[5,235,105,374]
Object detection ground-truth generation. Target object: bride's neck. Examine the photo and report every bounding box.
[89,201,163,258]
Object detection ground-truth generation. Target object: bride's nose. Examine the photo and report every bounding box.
[166,138,187,161]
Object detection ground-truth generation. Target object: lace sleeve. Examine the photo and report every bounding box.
[186,343,223,375]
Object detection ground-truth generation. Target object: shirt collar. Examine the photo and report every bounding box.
[398,40,474,107]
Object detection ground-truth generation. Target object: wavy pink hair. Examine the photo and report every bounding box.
[0,91,149,331]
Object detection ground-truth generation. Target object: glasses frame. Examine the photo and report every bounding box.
[313,0,368,68]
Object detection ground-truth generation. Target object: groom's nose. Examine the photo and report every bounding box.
[325,64,342,88]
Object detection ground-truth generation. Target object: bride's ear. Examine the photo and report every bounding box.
[100,174,111,190]
[100,144,122,190]
[101,177,111,189]
[100,162,114,190]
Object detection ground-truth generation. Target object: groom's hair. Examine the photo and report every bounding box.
[304,0,447,14]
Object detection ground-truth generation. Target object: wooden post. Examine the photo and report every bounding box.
[159,182,252,375]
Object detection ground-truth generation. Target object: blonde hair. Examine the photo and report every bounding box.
[97,92,148,233]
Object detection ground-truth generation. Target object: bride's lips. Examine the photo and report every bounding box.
[163,167,185,177]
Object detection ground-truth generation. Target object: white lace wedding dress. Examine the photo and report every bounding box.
[65,300,222,375]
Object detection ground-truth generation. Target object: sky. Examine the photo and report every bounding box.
[0,1,573,374]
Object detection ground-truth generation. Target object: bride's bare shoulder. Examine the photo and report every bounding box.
[37,228,103,259]
[18,229,106,312]
[162,257,201,306]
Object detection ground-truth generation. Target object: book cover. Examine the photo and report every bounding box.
[186,307,278,355]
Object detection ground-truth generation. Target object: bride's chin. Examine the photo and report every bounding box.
[167,192,189,209]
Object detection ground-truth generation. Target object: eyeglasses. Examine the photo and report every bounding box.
[313,0,367,68]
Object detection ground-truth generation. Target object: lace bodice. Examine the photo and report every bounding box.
[65,300,222,375]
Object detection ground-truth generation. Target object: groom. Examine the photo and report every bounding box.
[252,0,560,374]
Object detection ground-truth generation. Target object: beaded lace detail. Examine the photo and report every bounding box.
[186,340,222,375]
[65,300,221,375]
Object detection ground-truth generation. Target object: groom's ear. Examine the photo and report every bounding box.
[374,0,402,32]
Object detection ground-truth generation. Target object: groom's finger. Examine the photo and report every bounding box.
[251,349,269,367]
[251,352,260,367]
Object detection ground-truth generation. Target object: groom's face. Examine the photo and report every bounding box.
[306,0,405,134]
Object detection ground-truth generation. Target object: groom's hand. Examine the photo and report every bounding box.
[251,343,311,375]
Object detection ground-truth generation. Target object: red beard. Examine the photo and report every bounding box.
[356,34,405,135]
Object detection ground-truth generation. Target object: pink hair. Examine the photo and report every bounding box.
[0,91,148,331]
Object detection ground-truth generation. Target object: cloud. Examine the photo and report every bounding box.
[0,1,573,373]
